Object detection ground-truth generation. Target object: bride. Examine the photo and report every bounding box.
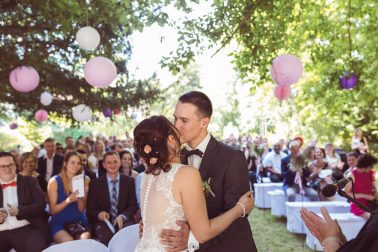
[133,115,254,251]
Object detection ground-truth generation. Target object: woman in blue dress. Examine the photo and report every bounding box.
[47,151,91,243]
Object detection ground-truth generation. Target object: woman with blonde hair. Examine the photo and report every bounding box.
[19,152,47,192]
[352,128,369,154]
[47,151,91,243]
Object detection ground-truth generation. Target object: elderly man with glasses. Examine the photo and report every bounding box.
[0,152,49,252]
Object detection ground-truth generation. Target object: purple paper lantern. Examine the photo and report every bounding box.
[34,109,48,123]
[9,66,40,92]
[339,73,357,89]
[103,108,112,118]
[84,56,117,88]
[270,54,303,85]
[9,122,18,130]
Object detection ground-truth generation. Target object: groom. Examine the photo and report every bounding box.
[160,91,257,252]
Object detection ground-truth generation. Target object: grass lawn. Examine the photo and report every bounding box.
[248,208,313,252]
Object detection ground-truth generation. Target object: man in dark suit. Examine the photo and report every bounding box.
[87,151,138,245]
[0,152,49,252]
[160,91,256,252]
[37,137,64,182]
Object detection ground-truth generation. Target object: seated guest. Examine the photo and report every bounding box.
[281,141,319,202]
[19,152,48,193]
[76,150,97,181]
[119,150,139,179]
[344,152,359,177]
[47,151,91,243]
[344,154,378,220]
[0,152,49,252]
[38,138,64,183]
[262,142,287,182]
[87,151,138,245]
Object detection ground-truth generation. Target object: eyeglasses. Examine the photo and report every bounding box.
[0,164,16,170]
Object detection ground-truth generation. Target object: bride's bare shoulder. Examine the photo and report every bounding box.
[175,165,201,180]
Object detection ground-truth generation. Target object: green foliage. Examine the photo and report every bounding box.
[0,0,197,119]
[164,0,378,148]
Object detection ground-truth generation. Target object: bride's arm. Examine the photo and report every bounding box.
[174,166,247,244]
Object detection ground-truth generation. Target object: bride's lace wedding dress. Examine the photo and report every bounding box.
[135,163,187,252]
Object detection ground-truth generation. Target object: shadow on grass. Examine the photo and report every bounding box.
[249,208,316,252]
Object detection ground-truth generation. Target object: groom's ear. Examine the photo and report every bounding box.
[200,117,210,129]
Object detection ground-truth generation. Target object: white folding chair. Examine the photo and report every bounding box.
[108,224,139,252]
[43,239,108,252]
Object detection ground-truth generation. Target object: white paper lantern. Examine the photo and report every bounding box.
[72,104,92,122]
[75,26,100,50]
[40,91,53,106]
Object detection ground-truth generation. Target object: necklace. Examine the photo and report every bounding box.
[142,174,154,227]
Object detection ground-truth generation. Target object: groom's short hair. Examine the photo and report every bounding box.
[179,91,213,118]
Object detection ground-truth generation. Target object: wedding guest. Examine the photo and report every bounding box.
[0,152,49,252]
[37,138,64,183]
[89,140,106,176]
[351,128,369,154]
[87,151,137,245]
[344,154,378,220]
[47,151,91,243]
[119,150,139,179]
[19,152,47,193]
[65,136,75,149]
[76,150,96,181]
[55,143,64,157]
[344,152,359,177]
[281,141,319,202]
[262,142,287,182]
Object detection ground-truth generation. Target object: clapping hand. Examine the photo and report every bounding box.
[7,204,19,217]
[113,215,124,230]
[300,207,346,244]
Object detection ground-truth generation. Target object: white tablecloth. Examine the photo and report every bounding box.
[254,183,283,208]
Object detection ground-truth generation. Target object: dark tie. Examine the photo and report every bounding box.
[110,179,118,220]
[183,148,204,160]
[1,181,16,190]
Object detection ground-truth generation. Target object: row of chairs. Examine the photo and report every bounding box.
[42,224,139,252]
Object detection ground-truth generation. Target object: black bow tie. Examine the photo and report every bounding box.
[183,148,204,159]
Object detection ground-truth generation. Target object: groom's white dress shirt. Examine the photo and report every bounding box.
[186,133,211,251]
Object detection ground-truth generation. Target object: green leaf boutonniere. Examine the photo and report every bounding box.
[202,177,215,197]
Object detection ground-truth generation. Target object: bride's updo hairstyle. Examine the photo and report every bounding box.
[133,115,180,175]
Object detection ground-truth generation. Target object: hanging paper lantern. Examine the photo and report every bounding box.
[131,112,138,120]
[339,73,357,89]
[75,26,101,50]
[9,122,18,130]
[114,108,121,115]
[274,85,291,101]
[270,54,303,85]
[84,56,117,88]
[9,66,40,92]
[72,104,92,122]
[34,109,48,122]
[40,91,53,106]
[103,108,112,118]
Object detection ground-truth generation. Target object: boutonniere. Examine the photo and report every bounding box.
[202,177,215,197]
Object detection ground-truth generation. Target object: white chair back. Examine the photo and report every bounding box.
[108,224,139,252]
[43,239,108,252]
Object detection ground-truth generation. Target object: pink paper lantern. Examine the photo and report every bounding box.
[84,56,117,88]
[34,109,48,122]
[274,85,291,101]
[9,66,40,92]
[114,108,121,115]
[270,54,303,85]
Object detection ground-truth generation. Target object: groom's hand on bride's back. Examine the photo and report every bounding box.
[139,220,144,239]
[160,220,190,252]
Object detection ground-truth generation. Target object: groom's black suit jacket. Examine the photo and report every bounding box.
[183,136,257,252]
